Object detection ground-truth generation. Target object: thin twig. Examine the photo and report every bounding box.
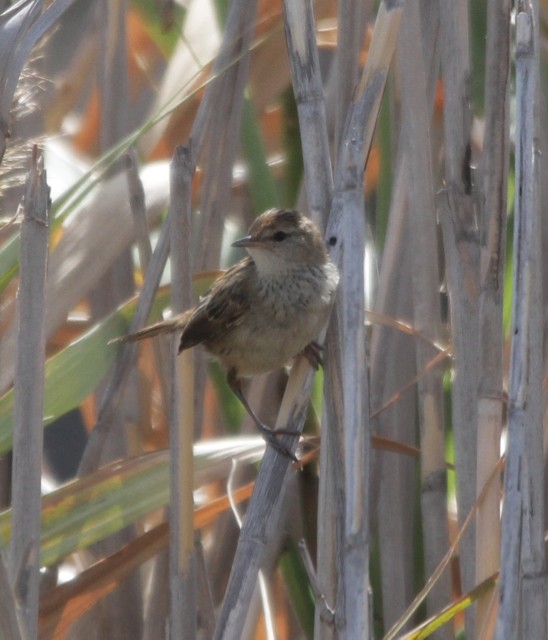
[125,149,171,413]
[77,214,172,475]
[297,539,335,626]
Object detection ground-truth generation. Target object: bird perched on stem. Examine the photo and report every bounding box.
[116,208,339,458]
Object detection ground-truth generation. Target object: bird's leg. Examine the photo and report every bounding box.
[302,341,324,370]
[227,370,299,461]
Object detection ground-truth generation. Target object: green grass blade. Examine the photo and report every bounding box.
[0,438,264,568]
[0,290,170,456]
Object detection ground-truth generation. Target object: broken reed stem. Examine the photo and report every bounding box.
[9,146,50,640]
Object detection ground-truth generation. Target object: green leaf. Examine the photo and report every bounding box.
[0,290,171,456]
[0,270,221,456]
[130,0,187,57]
[0,438,264,568]
[282,88,304,208]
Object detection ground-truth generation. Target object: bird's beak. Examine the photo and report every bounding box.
[232,235,255,248]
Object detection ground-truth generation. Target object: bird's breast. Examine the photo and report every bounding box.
[206,264,338,376]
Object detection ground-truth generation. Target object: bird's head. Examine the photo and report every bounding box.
[231,208,328,276]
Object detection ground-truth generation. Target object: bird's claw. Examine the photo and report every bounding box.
[303,341,324,370]
[257,423,300,463]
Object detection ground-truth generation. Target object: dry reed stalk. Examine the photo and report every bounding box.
[327,2,405,636]
[168,145,197,638]
[81,13,149,620]
[332,0,367,153]
[213,2,338,633]
[371,1,443,626]
[282,0,333,224]
[498,3,547,638]
[438,3,479,632]
[282,3,340,639]
[9,146,50,639]
[370,166,418,630]
[192,0,259,440]
[398,2,452,634]
[475,0,511,632]
[195,0,258,273]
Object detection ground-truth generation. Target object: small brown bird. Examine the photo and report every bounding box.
[118,208,339,457]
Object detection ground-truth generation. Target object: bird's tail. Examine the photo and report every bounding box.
[109,312,190,345]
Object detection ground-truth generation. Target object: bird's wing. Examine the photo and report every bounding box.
[179,258,255,352]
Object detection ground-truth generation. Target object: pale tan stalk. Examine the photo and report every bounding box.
[475,0,511,633]
[168,145,197,639]
[399,2,451,635]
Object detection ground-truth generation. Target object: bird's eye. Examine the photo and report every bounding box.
[273,231,287,242]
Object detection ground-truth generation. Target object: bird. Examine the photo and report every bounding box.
[116,208,339,458]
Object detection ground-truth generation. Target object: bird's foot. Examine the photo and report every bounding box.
[303,341,324,369]
[256,422,300,463]
[227,371,301,463]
